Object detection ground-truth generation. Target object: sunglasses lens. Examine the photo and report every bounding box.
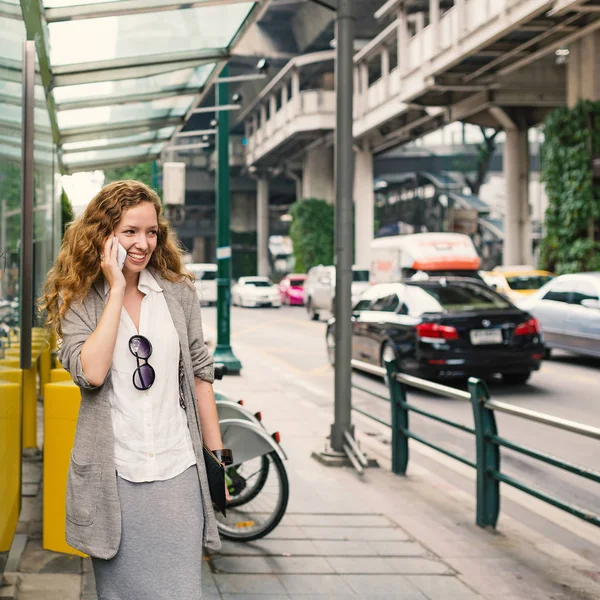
[134,364,155,390]
[130,335,152,359]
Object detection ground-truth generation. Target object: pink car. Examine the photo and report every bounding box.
[279,274,307,306]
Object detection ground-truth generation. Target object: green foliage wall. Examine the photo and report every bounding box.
[103,161,162,199]
[289,198,334,273]
[541,100,600,273]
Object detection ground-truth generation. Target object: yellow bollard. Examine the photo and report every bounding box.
[50,368,72,383]
[43,381,87,557]
[38,342,52,400]
[22,365,37,450]
[0,380,22,553]
[0,358,20,369]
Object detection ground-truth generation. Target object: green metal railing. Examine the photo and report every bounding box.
[350,358,600,529]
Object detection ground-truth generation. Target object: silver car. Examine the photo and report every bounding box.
[520,273,600,358]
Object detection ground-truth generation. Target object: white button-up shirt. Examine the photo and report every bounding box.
[104,268,196,483]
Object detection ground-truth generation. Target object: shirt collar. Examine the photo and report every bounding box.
[103,268,163,297]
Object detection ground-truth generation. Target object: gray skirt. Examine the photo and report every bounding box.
[92,465,205,600]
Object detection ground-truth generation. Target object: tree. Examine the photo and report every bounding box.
[540,100,600,273]
[61,189,75,234]
[289,198,334,273]
[103,161,162,198]
[464,127,501,196]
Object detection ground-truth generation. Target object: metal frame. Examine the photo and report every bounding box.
[350,358,600,530]
[20,40,35,370]
[46,0,256,22]
[19,0,61,148]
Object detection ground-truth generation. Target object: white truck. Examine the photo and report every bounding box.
[370,233,482,284]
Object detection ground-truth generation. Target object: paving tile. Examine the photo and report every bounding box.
[262,526,308,540]
[213,556,335,575]
[278,574,355,596]
[300,527,409,541]
[289,514,393,528]
[406,575,482,599]
[18,574,80,600]
[311,540,373,556]
[18,540,81,575]
[214,574,287,595]
[368,542,429,557]
[221,595,289,600]
[387,558,452,575]
[326,556,396,574]
[217,539,319,556]
[342,575,428,599]
[81,569,96,595]
[288,596,353,600]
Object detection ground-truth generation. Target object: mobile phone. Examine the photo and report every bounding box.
[117,242,127,270]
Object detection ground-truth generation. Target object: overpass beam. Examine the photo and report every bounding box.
[500,111,532,267]
[257,177,270,277]
[354,149,374,268]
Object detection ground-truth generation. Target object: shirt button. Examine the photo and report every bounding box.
[146,423,151,428]
[148,453,154,457]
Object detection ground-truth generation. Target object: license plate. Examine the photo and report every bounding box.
[470,329,503,345]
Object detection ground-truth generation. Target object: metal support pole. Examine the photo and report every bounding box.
[214,63,242,373]
[20,40,35,371]
[330,0,355,452]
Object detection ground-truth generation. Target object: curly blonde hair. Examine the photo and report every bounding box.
[40,180,193,337]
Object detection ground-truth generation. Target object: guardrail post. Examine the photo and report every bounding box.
[385,360,409,475]
[468,377,500,528]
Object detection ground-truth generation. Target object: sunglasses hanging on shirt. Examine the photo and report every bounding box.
[129,334,155,390]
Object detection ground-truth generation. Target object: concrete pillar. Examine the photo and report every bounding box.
[397,5,409,73]
[302,145,334,204]
[291,69,301,115]
[354,150,374,268]
[503,126,531,266]
[429,0,440,52]
[381,47,390,96]
[257,177,270,277]
[567,31,600,107]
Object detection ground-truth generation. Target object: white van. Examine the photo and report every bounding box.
[187,263,218,305]
[370,233,482,284]
[304,265,370,320]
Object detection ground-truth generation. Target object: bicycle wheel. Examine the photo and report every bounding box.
[216,451,289,542]
[226,455,270,508]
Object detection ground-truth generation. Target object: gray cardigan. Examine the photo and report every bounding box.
[57,268,220,559]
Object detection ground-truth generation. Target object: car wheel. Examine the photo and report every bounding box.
[307,299,319,321]
[326,327,335,366]
[544,347,552,360]
[380,343,397,387]
[502,372,532,385]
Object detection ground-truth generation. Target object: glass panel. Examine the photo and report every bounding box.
[44,0,121,5]
[62,126,176,152]
[48,3,254,66]
[62,143,164,167]
[53,65,213,104]
[0,16,27,62]
[57,96,194,129]
[0,81,46,104]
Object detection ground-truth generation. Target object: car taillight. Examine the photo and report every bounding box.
[416,322,459,341]
[514,318,540,336]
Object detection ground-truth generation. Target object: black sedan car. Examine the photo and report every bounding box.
[326,277,545,384]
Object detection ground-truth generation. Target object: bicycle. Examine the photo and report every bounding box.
[213,364,289,541]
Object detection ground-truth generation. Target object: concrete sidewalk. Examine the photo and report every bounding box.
[3,339,600,599]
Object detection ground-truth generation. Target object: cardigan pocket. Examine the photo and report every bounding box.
[66,454,102,526]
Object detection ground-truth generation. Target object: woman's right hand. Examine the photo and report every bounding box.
[100,236,126,293]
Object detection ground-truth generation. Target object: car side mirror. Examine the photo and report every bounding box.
[581,299,600,310]
[351,310,360,319]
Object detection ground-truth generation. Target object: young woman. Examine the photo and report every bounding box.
[40,180,227,600]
